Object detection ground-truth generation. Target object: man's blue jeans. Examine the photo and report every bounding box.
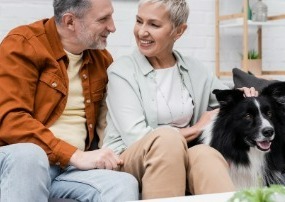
[0,143,139,202]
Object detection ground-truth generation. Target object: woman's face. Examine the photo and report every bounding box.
[134,2,177,58]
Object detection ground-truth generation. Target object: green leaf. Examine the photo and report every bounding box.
[248,49,260,59]
[227,185,285,202]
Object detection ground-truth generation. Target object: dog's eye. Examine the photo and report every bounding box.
[244,113,252,120]
[267,111,272,118]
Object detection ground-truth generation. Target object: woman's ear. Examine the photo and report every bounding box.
[61,13,76,31]
[174,23,187,41]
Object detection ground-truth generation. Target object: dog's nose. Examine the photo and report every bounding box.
[262,127,274,137]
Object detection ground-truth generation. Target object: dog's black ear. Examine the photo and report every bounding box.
[261,82,285,104]
[213,89,244,107]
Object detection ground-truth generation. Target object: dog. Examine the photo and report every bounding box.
[197,82,285,190]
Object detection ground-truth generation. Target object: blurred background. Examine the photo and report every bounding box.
[1,0,285,79]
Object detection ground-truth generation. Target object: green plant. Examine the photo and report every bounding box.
[228,185,285,202]
[239,49,260,60]
[248,49,260,60]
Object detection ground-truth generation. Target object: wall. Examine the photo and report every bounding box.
[0,0,285,77]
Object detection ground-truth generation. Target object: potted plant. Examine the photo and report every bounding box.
[247,49,262,75]
[240,49,262,75]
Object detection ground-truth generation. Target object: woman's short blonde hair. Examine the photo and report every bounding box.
[138,0,189,28]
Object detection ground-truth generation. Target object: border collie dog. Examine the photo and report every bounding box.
[198,82,285,190]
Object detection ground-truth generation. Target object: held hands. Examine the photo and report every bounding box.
[69,148,123,170]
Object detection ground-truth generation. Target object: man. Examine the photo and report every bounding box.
[0,0,138,201]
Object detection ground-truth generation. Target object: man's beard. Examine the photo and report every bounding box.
[79,34,107,50]
[93,37,107,50]
[78,25,107,50]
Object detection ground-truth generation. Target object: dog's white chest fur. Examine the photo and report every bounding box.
[229,148,265,189]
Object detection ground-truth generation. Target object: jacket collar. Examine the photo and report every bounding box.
[133,48,189,76]
[45,17,66,61]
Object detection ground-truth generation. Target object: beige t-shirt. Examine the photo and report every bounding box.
[49,50,87,151]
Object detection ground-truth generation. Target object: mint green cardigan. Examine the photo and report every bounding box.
[103,48,228,154]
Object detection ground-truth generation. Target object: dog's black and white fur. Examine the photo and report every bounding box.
[197,82,285,190]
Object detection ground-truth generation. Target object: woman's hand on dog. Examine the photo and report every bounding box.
[178,109,219,142]
[237,87,259,97]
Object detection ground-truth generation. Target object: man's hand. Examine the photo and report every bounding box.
[69,148,123,170]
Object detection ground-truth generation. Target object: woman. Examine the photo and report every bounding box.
[103,0,257,199]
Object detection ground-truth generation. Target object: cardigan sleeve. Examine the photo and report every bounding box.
[105,57,153,148]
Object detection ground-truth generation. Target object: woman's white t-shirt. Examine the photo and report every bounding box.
[155,64,194,128]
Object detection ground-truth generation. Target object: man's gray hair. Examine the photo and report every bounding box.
[53,0,92,24]
[138,0,189,28]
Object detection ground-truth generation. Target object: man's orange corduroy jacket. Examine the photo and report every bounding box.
[0,17,112,167]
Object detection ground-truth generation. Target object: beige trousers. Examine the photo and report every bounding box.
[119,127,235,199]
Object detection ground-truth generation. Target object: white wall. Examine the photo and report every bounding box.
[1,0,285,77]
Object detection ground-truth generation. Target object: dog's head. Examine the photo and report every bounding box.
[212,82,285,152]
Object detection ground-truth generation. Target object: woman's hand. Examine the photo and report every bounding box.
[237,87,258,97]
[178,109,219,142]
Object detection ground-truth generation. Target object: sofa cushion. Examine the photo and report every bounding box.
[232,68,278,91]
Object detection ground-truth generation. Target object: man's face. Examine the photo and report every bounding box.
[75,0,116,50]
